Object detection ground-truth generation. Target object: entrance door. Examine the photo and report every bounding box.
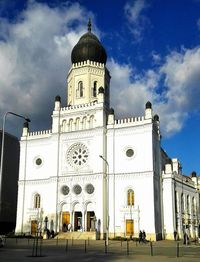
[62,212,70,231]
[31,220,37,235]
[74,212,82,231]
[87,211,95,231]
[126,219,134,236]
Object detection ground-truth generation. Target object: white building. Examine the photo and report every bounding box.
[15,21,200,241]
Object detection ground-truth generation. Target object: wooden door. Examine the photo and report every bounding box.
[62,212,70,224]
[86,211,95,231]
[87,212,90,231]
[31,220,37,235]
[126,219,134,236]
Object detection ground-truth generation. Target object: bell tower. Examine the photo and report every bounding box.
[67,19,111,108]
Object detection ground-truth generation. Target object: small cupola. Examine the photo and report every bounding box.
[146,101,152,109]
[145,101,153,119]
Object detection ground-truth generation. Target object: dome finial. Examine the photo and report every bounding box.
[88,18,91,32]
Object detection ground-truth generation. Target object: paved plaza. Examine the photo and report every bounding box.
[0,238,200,262]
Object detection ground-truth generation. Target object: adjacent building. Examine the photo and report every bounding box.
[0,131,20,234]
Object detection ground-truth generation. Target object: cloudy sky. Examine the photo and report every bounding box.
[0,0,200,175]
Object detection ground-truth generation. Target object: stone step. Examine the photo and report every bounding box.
[56,231,97,240]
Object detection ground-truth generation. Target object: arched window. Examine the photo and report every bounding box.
[175,191,178,214]
[187,195,190,213]
[89,115,94,128]
[181,193,184,214]
[192,197,195,215]
[82,117,87,129]
[34,194,41,209]
[62,120,66,132]
[75,118,80,130]
[69,119,73,131]
[127,189,134,206]
[77,81,83,98]
[92,81,97,97]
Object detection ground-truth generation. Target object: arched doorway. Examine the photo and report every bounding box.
[74,212,82,231]
[61,203,70,232]
[74,202,82,231]
[86,202,96,232]
[31,220,37,235]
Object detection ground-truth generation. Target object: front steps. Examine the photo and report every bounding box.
[56,231,97,240]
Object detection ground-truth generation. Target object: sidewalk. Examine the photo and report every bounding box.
[0,238,200,262]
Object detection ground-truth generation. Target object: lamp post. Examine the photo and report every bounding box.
[0,111,30,213]
[99,155,109,247]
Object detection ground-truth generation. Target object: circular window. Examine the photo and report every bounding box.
[85,184,95,194]
[61,185,70,195]
[126,149,134,157]
[35,158,42,166]
[67,143,89,168]
[73,184,82,195]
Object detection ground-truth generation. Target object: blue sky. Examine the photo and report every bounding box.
[0,0,200,175]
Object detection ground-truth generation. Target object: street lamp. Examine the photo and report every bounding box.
[0,111,30,213]
[99,155,109,247]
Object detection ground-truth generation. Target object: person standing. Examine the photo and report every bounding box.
[174,230,177,241]
[139,230,142,243]
[142,230,146,243]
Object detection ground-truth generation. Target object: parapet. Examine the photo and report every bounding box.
[21,129,52,140]
[72,60,105,69]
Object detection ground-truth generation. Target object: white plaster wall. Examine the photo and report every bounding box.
[106,121,159,239]
[109,174,155,235]
[107,124,153,175]
[162,176,174,237]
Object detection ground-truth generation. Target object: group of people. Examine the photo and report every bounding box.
[63,223,72,232]
[138,230,146,243]
[174,230,190,245]
[46,229,55,239]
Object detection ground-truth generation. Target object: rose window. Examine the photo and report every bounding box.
[61,185,70,195]
[67,143,89,168]
[85,184,95,194]
[73,184,82,195]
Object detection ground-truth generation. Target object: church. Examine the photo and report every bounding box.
[15,21,200,241]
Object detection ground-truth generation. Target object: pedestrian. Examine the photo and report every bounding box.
[174,230,177,241]
[139,230,142,243]
[51,229,55,238]
[67,223,72,232]
[47,229,51,239]
[142,230,146,243]
[184,232,189,245]
[63,223,67,232]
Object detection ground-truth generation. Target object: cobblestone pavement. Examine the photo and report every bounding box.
[0,238,200,262]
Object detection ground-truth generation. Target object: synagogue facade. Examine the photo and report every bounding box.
[15,21,200,241]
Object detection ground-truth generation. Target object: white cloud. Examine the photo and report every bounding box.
[151,51,161,64]
[0,1,89,133]
[109,59,159,116]
[1,1,200,139]
[109,46,200,137]
[124,0,149,41]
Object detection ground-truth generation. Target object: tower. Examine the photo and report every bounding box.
[67,19,110,108]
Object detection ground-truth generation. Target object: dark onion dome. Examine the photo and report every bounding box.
[154,114,159,121]
[145,101,152,109]
[109,108,114,115]
[98,86,104,94]
[190,171,197,177]
[55,95,61,102]
[71,19,107,64]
